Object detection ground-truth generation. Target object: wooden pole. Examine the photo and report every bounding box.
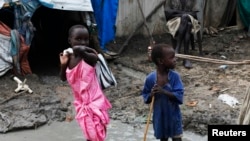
[143,96,155,141]
[118,0,165,55]
[175,53,250,65]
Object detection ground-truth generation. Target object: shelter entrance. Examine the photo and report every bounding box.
[29,6,86,74]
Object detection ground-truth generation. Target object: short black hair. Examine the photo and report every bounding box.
[151,44,173,65]
[68,24,89,37]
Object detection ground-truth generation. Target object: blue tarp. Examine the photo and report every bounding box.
[91,0,118,51]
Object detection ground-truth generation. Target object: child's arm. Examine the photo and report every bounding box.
[73,45,98,67]
[59,53,69,81]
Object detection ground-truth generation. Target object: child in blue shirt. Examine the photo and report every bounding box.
[142,44,184,141]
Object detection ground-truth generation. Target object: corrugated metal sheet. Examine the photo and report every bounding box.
[116,0,166,37]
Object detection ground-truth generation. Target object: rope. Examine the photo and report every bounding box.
[176,54,250,65]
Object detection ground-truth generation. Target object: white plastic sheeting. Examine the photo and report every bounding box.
[218,94,239,108]
[38,0,93,11]
[0,0,93,11]
[0,33,13,76]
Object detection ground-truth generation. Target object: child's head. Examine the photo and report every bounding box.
[68,24,89,47]
[151,44,176,69]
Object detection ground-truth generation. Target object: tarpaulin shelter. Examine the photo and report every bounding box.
[0,0,118,76]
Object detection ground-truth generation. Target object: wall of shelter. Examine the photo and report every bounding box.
[115,0,244,37]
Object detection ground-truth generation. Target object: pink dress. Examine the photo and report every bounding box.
[66,60,112,141]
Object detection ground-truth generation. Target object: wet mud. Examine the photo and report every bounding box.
[1,29,250,136]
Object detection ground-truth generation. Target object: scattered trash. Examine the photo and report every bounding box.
[209,104,212,108]
[186,100,198,107]
[218,65,228,70]
[238,35,244,39]
[209,86,220,92]
[218,94,239,108]
[65,114,73,122]
[218,27,225,31]
[13,76,33,94]
[220,55,227,59]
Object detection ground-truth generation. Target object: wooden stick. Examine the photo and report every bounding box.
[238,86,250,124]
[118,0,165,55]
[143,96,155,141]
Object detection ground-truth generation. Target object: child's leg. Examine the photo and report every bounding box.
[160,138,168,141]
[172,137,182,141]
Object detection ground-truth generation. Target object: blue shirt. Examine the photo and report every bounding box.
[141,70,184,139]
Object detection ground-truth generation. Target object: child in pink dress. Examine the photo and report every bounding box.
[59,24,112,141]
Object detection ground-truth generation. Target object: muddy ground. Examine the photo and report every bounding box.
[1,28,250,136]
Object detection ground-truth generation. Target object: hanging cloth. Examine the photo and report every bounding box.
[91,0,119,51]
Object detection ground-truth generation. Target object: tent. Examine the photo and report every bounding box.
[0,0,118,76]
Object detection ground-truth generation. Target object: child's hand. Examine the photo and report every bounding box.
[59,53,69,66]
[151,84,165,96]
[150,84,157,97]
[84,46,98,55]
